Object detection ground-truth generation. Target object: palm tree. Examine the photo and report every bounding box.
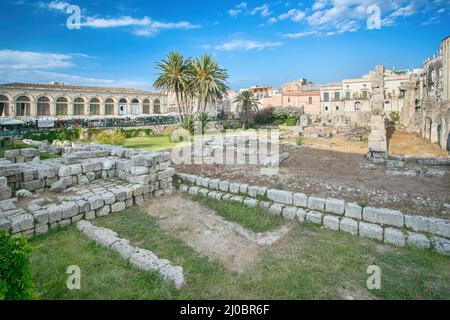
[154,51,190,121]
[189,54,229,114]
[234,90,261,129]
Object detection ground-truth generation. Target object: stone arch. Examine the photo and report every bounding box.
[89,97,101,116]
[104,97,116,116]
[73,97,86,116]
[131,98,140,115]
[118,98,129,115]
[142,98,151,114]
[55,96,70,116]
[0,94,11,117]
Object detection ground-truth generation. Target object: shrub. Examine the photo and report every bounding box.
[0,231,34,300]
[389,112,400,125]
[11,142,36,150]
[296,136,305,146]
[94,131,125,145]
[181,115,195,135]
[255,107,275,124]
[285,117,298,126]
[273,106,304,120]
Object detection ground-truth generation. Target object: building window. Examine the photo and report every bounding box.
[16,96,31,116]
[438,68,443,78]
[355,102,361,111]
[0,95,9,117]
[325,106,329,111]
[131,99,139,115]
[37,96,50,116]
[90,98,100,116]
[308,97,313,105]
[154,99,161,114]
[119,98,127,115]
[323,92,329,102]
[334,92,340,101]
[56,97,68,116]
[336,106,339,111]
[345,91,351,100]
[74,98,85,116]
[143,99,151,114]
[362,90,368,99]
[105,98,115,115]
[288,97,291,103]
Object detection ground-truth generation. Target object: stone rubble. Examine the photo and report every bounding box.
[77,220,184,289]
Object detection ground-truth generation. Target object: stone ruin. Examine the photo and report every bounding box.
[4,139,64,164]
[0,143,175,238]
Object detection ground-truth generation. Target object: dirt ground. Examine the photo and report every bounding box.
[174,139,450,218]
[143,194,292,272]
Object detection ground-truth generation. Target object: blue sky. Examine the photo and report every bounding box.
[0,0,449,90]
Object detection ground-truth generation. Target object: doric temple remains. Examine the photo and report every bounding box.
[400,36,450,152]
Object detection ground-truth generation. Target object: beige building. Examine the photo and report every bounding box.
[0,82,168,120]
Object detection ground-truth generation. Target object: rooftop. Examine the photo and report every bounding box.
[0,82,158,95]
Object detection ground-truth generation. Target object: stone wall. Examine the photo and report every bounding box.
[0,144,175,238]
[176,173,450,256]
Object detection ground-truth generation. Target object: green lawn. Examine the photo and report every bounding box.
[192,194,284,233]
[29,206,450,300]
[123,136,186,151]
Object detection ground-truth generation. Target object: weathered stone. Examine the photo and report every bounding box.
[340,218,358,235]
[34,224,49,236]
[359,222,383,241]
[323,215,340,231]
[111,201,126,213]
[188,186,199,196]
[111,239,136,259]
[0,198,17,211]
[0,177,7,189]
[0,218,12,232]
[307,197,326,212]
[306,211,323,225]
[282,206,298,220]
[16,189,32,198]
[325,198,345,215]
[61,202,79,219]
[33,209,49,225]
[0,187,12,200]
[50,177,73,192]
[267,189,293,205]
[58,165,72,177]
[218,180,229,192]
[88,196,104,211]
[243,198,258,208]
[345,203,363,220]
[96,205,111,217]
[47,205,62,223]
[384,228,406,247]
[293,193,308,208]
[10,213,34,233]
[268,203,284,216]
[406,232,430,249]
[431,236,450,256]
[363,207,404,227]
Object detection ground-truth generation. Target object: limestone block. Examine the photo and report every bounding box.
[307,197,326,212]
[111,239,136,260]
[89,195,104,211]
[306,211,323,225]
[323,215,340,231]
[229,183,241,194]
[50,177,72,192]
[340,218,358,235]
[61,202,78,219]
[0,218,12,232]
[384,228,406,247]
[69,164,82,176]
[58,165,71,177]
[407,232,430,249]
[33,209,49,225]
[218,181,229,192]
[432,236,450,256]
[359,222,383,241]
[101,192,116,205]
[345,203,362,220]
[243,198,258,208]
[293,193,308,208]
[363,207,404,227]
[0,198,17,211]
[10,213,34,233]
[239,184,249,194]
[267,189,293,205]
[0,177,7,189]
[325,198,345,215]
[47,205,62,223]
[268,203,284,216]
[111,202,126,213]
[96,205,111,217]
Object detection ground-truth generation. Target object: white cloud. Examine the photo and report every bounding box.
[36,1,200,36]
[278,9,306,22]
[214,39,282,51]
[228,2,248,17]
[0,50,74,70]
[281,31,319,39]
[251,4,273,17]
[268,17,278,25]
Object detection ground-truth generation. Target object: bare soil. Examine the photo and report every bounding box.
[143,194,292,272]
[175,142,450,218]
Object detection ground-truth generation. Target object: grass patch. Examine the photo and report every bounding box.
[29,208,450,300]
[123,135,184,151]
[192,194,284,233]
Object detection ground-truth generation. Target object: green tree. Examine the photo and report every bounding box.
[189,54,229,114]
[154,51,190,121]
[234,90,261,129]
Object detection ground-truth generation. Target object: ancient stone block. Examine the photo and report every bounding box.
[293,193,308,208]
[307,197,326,212]
[325,198,345,215]
[111,202,126,213]
[432,236,450,256]
[323,215,340,231]
[340,218,358,235]
[406,232,430,249]
[345,203,362,220]
[359,222,383,241]
[384,228,406,247]
[306,211,323,225]
[363,207,404,227]
[267,189,293,205]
